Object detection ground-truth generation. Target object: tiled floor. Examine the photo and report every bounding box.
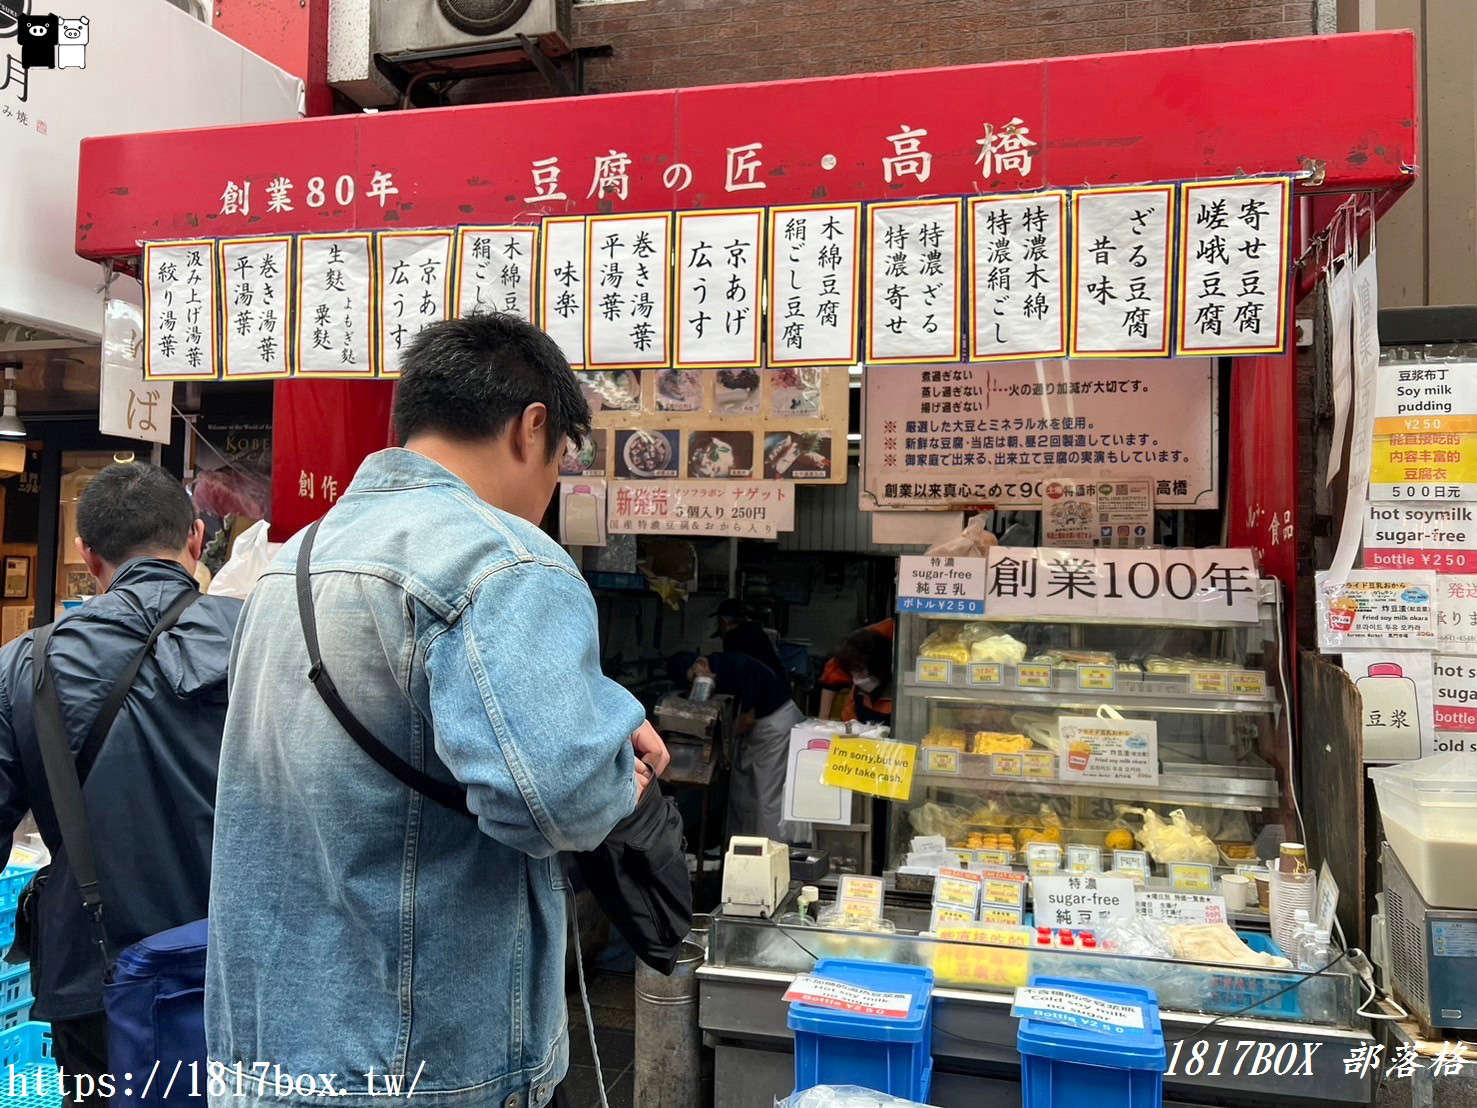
[561,970,638,1108]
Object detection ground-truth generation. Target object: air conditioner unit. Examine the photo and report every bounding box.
[330,0,574,108]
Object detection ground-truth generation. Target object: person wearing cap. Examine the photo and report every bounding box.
[713,597,787,682]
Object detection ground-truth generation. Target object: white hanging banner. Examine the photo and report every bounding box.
[968,191,1068,362]
[1328,245,1381,581]
[674,209,764,369]
[100,298,174,445]
[454,225,539,322]
[1325,251,1355,485]
[377,230,453,379]
[143,241,218,381]
[1070,185,1174,358]
[1176,178,1291,356]
[294,233,376,378]
[586,213,674,371]
[219,236,292,381]
[865,199,963,364]
[767,203,861,367]
[540,216,588,369]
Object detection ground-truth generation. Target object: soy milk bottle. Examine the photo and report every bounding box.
[1356,662,1422,761]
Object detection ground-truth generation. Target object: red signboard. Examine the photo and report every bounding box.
[75,33,1416,258]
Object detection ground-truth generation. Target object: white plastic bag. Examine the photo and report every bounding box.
[208,520,282,600]
[924,514,997,559]
[777,1087,933,1108]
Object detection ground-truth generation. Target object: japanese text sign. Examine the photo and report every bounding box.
[606,480,795,538]
[1058,716,1158,787]
[540,216,588,369]
[1177,178,1290,355]
[294,233,376,378]
[1070,185,1174,357]
[100,298,174,445]
[1031,875,1137,928]
[674,208,763,368]
[1011,987,1145,1036]
[1316,570,1438,650]
[766,203,861,366]
[586,213,673,370]
[1136,890,1227,925]
[866,199,963,364]
[219,236,292,380]
[377,230,452,379]
[143,240,218,381]
[969,191,1067,361]
[455,225,538,322]
[1371,361,1477,502]
[897,555,987,615]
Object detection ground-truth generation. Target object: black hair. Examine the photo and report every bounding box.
[667,650,700,688]
[392,312,592,460]
[835,629,893,685]
[76,462,195,565]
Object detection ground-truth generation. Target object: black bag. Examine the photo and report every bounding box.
[294,520,693,974]
[9,592,199,966]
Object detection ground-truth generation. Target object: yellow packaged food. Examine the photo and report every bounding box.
[970,731,1031,755]
[924,729,968,751]
[1105,829,1135,852]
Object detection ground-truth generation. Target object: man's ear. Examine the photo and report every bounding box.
[187,519,206,562]
[517,403,550,463]
[76,538,106,583]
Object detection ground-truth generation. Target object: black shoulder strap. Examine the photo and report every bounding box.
[296,520,474,819]
[31,587,202,965]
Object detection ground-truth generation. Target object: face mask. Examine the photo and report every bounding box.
[854,676,880,694]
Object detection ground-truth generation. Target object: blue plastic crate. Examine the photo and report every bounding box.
[1208,933,1303,1020]
[0,1023,58,1108]
[0,965,30,1009]
[0,868,37,919]
[1018,976,1166,1108]
[788,959,934,1104]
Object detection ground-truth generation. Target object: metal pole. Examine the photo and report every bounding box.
[633,939,704,1108]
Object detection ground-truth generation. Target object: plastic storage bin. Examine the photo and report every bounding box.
[788,959,934,1103]
[0,964,30,1009]
[1017,976,1166,1108]
[1371,753,1477,908]
[0,1022,58,1108]
[1208,934,1301,1019]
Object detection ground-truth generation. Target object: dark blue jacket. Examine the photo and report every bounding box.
[0,558,242,1020]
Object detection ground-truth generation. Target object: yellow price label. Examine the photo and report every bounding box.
[979,905,1024,925]
[968,662,1004,686]
[1016,663,1053,689]
[1170,862,1215,892]
[923,748,959,774]
[1076,665,1115,691]
[1191,670,1229,695]
[982,878,1026,907]
[1230,671,1266,696]
[915,659,954,684]
[975,849,1013,866]
[991,753,1023,778]
[1022,751,1056,779]
[822,738,917,801]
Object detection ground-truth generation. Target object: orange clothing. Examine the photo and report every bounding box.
[820,618,896,723]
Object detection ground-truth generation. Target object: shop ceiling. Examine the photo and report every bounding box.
[72,31,1417,265]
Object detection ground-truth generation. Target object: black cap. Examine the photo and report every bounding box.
[715,598,747,621]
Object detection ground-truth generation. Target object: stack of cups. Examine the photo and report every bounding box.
[1269,842,1316,953]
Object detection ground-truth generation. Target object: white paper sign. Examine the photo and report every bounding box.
[143,241,218,381]
[767,203,861,366]
[1032,875,1136,929]
[1012,987,1145,1034]
[1433,655,1477,748]
[1070,185,1173,357]
[1316,569,1437,650]
[455,226,538,322]
[559,478,607,548]
[784,975,912,1018]
[586,214,673,370]
[540,216,587,369]
[1136,890,1228,925]
[866,199,962,364]
[219,236,292,380]
[1041,479,1097,547]
[1436,576,1477,655]
[607,480,795,538]
[1325,254,1354,485]
[1341,650,1433,762]
[1177,178,1290,355]
[674,209,763,369]
[99,298,173,445]
[1363,503,1477,574]
[784,730,851,827]
[377,230,453,379]
[896,555,987,616]
[1058,716,1158,787]
[295,233,375,378]
[1371,360,1477,503]
[968,191,1067,361]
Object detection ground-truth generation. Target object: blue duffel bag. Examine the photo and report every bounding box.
[105,920,209,1102]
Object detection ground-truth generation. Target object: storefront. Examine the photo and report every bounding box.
[71,27,1419,1107]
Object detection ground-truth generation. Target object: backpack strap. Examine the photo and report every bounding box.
[295,520,474,819]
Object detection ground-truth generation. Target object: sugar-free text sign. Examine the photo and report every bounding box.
[822,738,917,801]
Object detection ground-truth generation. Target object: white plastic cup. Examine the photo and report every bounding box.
[1220,874,1251,911]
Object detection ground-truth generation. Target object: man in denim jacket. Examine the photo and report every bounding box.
[206,313,669,1108]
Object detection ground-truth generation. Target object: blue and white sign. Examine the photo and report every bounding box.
[897,554,987,615]
[1011,986,1144,1036]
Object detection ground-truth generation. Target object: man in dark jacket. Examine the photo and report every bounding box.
[713,598,787,682]
[0,462,242,1101]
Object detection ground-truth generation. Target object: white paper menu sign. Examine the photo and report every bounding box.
[1011,987,1145,1035]
[586,213,674,370]
[100,298,174,445]
[1136,890,1228,925]
[143,241,219,381]
[540,216,587,369]
[1058,716,1158,787]
[1315,569,1438,650]
[1031,875,1137,928]
[455,225,539,322]
[767,203,861,366]
[1070,185,1174,357]
[673,208,764,369]
[294,233,376,378]
[219,236,292,380]
[783,975,912,1018]
[865,199,963,364]
[1177,178,1291,355]
[968,191,1067,361]
[377,230,453,379]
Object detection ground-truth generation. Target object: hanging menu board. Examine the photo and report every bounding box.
[143,240,219,381]
[454,225,539,322]
[1371,361,1477,503]
[1070,185,1174,358]
[294,233,376,378]
[1177,178,1290,355]
[377,230,453,379]
[766,203,862,367]
[585,213,674,371]
[865,199,963,364]
[968,191,1068,362]
[219,236,292,381]
[674,208,764,369]
[540,215,587,369]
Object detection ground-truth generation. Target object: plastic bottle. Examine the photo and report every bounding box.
[1301,929,1331,972]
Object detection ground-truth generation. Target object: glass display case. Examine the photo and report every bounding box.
[889,556,1290,897]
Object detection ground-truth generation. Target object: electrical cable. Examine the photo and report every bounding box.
[566,884,611,1108]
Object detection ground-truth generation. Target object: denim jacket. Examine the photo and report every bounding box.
[206,449,642,1108]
